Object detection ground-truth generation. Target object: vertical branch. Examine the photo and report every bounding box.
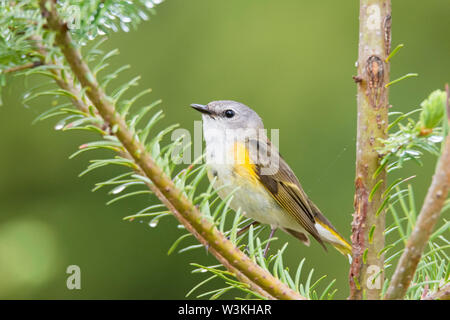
[349,0,391,300]
[384,86,450,300]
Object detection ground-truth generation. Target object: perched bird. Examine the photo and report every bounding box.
[191,100,351,256]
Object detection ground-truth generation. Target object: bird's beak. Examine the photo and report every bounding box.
[190,103,212,115]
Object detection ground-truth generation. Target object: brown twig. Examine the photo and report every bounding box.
[420,276,430,299]
[1,61,43,74]
[39,0,304,300]
[422,283,450,300]
[384,85,450,300]
[349,0,391,300]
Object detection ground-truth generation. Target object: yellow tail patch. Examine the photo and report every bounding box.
[316,221,352,255]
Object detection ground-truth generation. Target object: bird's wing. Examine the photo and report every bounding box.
[245,138,326,249]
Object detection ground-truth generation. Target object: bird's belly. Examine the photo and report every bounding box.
[207,164,285,227]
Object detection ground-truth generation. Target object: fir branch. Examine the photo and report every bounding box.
[30,37,279,300]
[384,85,450,300]
[39,0,304,300]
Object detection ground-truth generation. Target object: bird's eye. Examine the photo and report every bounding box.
[224,109,235,118]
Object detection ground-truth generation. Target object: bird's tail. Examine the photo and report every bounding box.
[331,238,352,256]
[314,220,352,255]
[306,199,352,255]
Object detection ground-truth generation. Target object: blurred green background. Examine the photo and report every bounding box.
[0,0,449,299]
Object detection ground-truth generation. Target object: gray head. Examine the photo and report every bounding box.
[191,100,264,131]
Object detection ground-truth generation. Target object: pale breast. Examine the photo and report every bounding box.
[206,161,283,227]
[204,130,303,231]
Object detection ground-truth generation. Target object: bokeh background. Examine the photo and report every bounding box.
[0,0,449,299]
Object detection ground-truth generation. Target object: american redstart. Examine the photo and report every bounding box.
[191,100,351,256]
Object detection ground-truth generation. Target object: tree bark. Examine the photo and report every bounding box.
[349,0,391,300]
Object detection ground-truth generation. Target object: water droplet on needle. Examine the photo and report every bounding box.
[111,185,126,194]
[149,220,158,228]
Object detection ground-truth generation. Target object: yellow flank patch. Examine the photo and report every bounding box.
[232,142,259,184]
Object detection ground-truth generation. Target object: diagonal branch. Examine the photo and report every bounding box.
[384,85,450,300]
[39,0,304,300]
